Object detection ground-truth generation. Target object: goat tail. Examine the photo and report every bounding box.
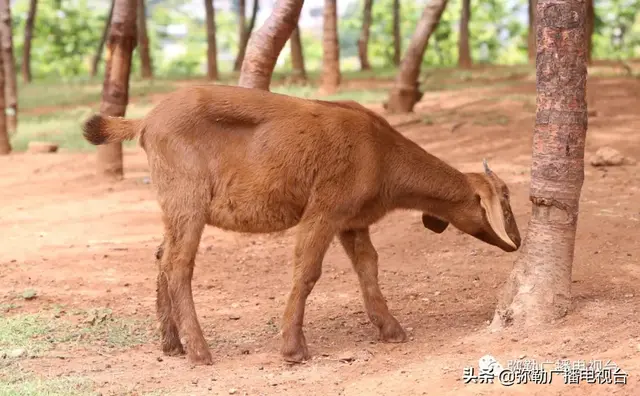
[82,114,142,145]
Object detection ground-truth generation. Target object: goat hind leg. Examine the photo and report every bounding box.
[339,228,407,343]
[155,238,185,356]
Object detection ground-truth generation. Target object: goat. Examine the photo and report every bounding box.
[81,84,521,366]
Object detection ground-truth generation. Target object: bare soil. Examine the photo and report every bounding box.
[1,77,640,395]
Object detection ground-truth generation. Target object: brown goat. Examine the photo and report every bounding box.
[82,84,521,366]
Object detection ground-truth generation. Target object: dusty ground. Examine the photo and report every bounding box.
[1,76,640,395]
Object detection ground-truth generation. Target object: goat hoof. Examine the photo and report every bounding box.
[281,334,310,363]
[187,349,214,366]
[379,319,408,343]
[162,343,186,356]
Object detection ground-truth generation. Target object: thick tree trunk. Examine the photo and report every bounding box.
[528,0,536,64]
[205,0,218,80]
[358,0,373,70]
[91,0,115,78]
[385,0,448,113]
[0,33,8,155]
[586,0,594,64]
[393,0,401,66]
[96,0,137,180]
[233,0,259,72]
[0,0,18,133]
[458,0,471,68]
[491,0,587,328]
[137,0,153,79]
[21,0,37,84]
[238,0,303,90]
[290,25,306,83]
[320,0,340,94]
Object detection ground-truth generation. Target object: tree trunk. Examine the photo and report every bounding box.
[21,0,37,84]
[204,0,218,80]
[0,0,18,133]
[586,0,594,64]
[393,0,401,66]
[96,0,137,180]
[238,0,303,90]
[358,0,373,70]
[233,0,259,72]
[137,0,153,79]
[491,0,587,328]
[91,0,115,78]
[320,0,340,94]
[290,25,306,83]
[238,0,246,60]
[0,33,9,155]
[385,0,448,113]
[527,0,536,64]
[458,0,471,68]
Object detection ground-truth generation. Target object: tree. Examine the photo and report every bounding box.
[385,0,448,113]
[528,0,536,64]
[320,0,340,94]
[96,0,137,179]
[137,0,153,79]
[237,0,246,63]
[458,0,471,68]
[290,25,306,83]
[393,0,401,66]
[0,0,18,133]
[238,0,303,91]
[233,0,259,72]
[358,0,373,70]
[91,0,115,78]
[0,30,8,155]
[21,0,38,84]
[492,0,588,328]
[204,0,218,80]
[586,0,594,64]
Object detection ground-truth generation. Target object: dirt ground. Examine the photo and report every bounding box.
[1,76,640,396]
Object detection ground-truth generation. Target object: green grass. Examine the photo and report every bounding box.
[0,372,94,396]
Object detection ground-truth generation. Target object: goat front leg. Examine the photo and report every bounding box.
[161,215,212,365]
[339,228,407,343]
[155,238,185,356]
[281,216,336,363]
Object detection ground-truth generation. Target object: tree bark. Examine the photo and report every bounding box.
[21,0,37,84]
[137,0,153,79]
[458,0,472,68]
[0,0,18,133]
[393,0,401,66]
[385,0,448,113]
[320,0,340,94]
[358,0,373,70]
[290,25,306,83]
[491,0,587,328]
[233,0,259,72]
[0,32,9,155]
[586,0,594,64]
[238,0,246,61]
[205,0,218,80]
[96,0,137,180]
[91,0,115,78]
[238,0,303,90]
[528,0,536,64]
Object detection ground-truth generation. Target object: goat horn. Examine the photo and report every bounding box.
[483,158,492,174]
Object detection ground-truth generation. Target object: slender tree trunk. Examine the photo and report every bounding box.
[586,0,594,64]
[0,32,9,155]
[96,0,137,180]
[238,0,246,59]
[0,0,18,133]
[21,0,37,84]
[137,0,153,78]
[458,0,471,68]
[91,0,115,78]
[204,0,218,80]
[528,0,536,64]
[491,0,587,328]
[320,0,340,94]
[358,0,373,70]
[290,25,306,83]
[238,0,303,90]
[385,0,448,113]
[234,0,259,72]
[393,0,401,66]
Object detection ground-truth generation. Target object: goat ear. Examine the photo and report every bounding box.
[479,192,517,250]
[422,214,449,233]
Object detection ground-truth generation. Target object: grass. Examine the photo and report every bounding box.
[0,372,94,396]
